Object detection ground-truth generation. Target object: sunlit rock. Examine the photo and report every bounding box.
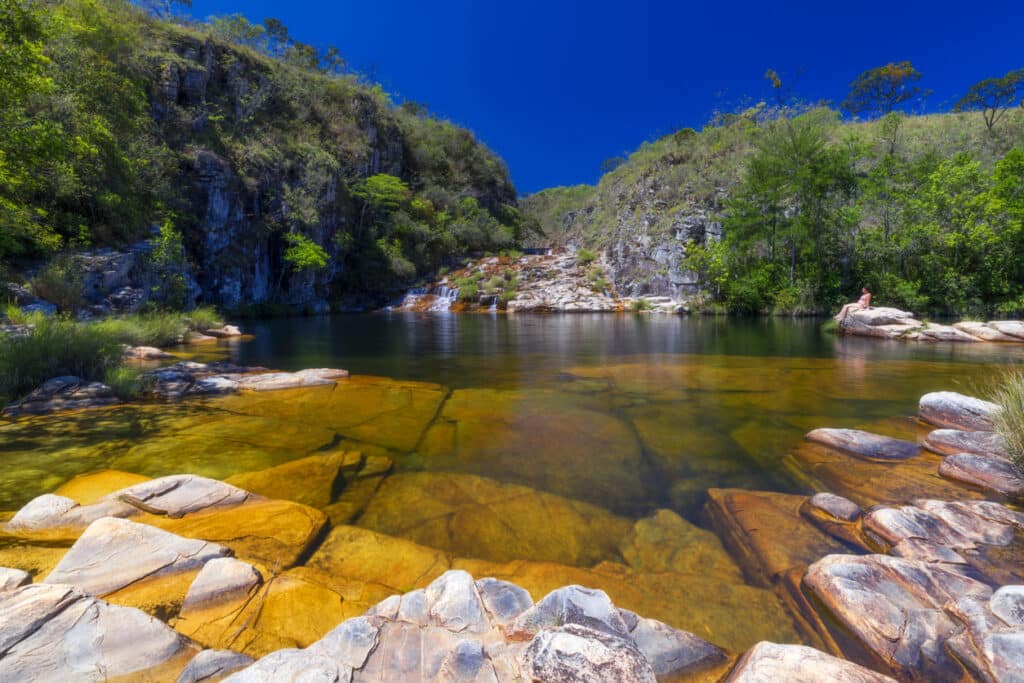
[2,376,121,417]
[939,453,1024,499]
[0,583,196,681]
[523,624,656,683]
[919,391,999,431]
[953,321,1021,342]
[357,471,631,566]
[724,642,895,682]
[0,567,30,592]
[54,469,152,504]
[803,553,992,680]
[177,649,255,683]
[923,428,1009,459]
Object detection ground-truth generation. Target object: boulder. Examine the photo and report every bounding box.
[523,624,656,683]
[805,428,920,461]
[803,553,992,680]
[5,493,136,536]
[919,391,999,431]
[2,376,121,417]
[181,558,262,612]
[204,325,242,338]
[953,322,1021,342]
[124,345,175,360]
[0,583,195,681]
[986,320,1024,339]
[508,584,630,638]
[177,649,255,683]
[109,474,253,518]
[234,368,349,392]
[923,429,1009,459]
[939,453,1024,498]
[44,517,230,597]
[0,567,31,592]
[917,324,979,343]
[845,307,920,327]
[724,642,895,682]
[805,492,861,522]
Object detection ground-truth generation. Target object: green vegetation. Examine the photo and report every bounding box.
[577,248,597,266]
[0,317,123,399]
[630,298,652,312]
[525,100,1024,316]
[104,364,151,400]
[0,0,525,304]
[92,308,220,346]
[989,371,1024,471]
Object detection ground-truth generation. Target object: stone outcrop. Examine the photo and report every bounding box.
[221,571,727,682]
[919,391,1000,431]
[724,641,896,682]
[939,454,1024,499]
[2,376,121,417]
[923,428,1009,459]
[0,582,197,681]
[838,308,1024,344]
[145,361,349,400]
[805,428,921,461]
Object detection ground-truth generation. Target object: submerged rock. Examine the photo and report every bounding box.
[725,641,895,682]
[805,428,920,461]
[225,450,362,509]
[919,391,999,431]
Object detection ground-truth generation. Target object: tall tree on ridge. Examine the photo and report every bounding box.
[954,69,1024,134]
[841,61,928,118]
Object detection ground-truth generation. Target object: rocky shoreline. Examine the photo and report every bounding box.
[0,360,1022,680]
[838,307,1024,344]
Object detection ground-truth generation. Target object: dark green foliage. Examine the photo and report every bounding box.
[0,317,123,399]
[841,61,928,118]
[955,69,1024,133]
[31,255,84,313]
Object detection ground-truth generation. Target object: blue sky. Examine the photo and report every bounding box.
[187,1,1024,194]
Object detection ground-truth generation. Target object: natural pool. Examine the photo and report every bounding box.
[2,313,1021,651]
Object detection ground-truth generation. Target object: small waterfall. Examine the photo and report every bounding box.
[428,286,460,312]
[485,294,498,312]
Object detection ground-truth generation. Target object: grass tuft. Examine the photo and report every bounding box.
[988,370,1024,471]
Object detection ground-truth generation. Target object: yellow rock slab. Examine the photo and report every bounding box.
[225,451,364,509]
[357,471,632,567]
[54,470,151,504]
[619,509,745,582]
[305,525,451,593]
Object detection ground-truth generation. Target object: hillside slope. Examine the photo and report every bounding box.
[1,0,522,310]
[523,107,1024,315]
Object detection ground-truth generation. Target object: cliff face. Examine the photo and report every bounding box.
[139,30,515,310]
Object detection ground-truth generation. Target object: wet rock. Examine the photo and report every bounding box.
[177,649,255,683]
[888,538,967,564]
[45,517,229,596]
[124,345,176,360]
[0,583,195,681]
[953,321,1021,342]
[803,553,992,680]
[938,453,1024,498]
[806,492,861,522]
[0,567,30,592]
[862,504,976,549]
[204,325,242,338]
[923,428,1009,459]
[221,648,347,682]
[704,489,847,586]
[806,428,920,461]
[2,376,121,417]
[523,623,656,683]
[356,471,632,567]
[182,558,262,611]
[225,451,362,509]
[725,641,895,682]
[919,391,999,431]
[235,368,349,392]
[508,585,630,638]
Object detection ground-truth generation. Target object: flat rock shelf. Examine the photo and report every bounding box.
[838,307,1024,344]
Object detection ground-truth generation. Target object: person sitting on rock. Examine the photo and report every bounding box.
[834,288,871,322]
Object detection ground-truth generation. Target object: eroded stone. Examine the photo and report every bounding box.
[806,428,920,461]
[919,392,999,431]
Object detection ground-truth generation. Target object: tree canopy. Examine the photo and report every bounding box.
[841,61,928,118]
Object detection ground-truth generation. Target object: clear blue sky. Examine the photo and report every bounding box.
[187,1,1024,194]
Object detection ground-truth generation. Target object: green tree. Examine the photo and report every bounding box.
[135,0,191,18]
[954,69,1024,133]
[841,61,927,118]
[282,233,328,272]
[208,14,266,48]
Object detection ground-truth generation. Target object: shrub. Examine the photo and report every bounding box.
[104,365,152,400]
[3,304,45,326]
[92,312,189,347]
[31,255,84,313]
[630,298,652,312]
[186,306,223,332]
[0,317,123,399]
[484,276,504,294]
[587,266,608,292]
[577,248,597,266]
[988,371,1024,471]
[457,283,479,302]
